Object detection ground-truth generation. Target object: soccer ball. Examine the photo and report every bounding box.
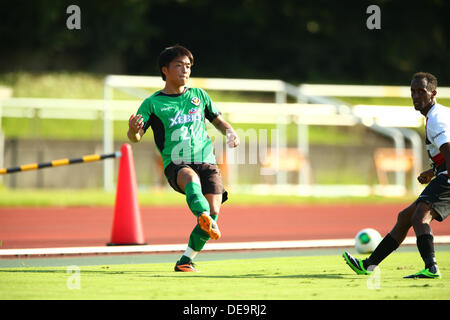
[355,228,382,254]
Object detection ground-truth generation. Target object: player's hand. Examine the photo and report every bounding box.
[226,130,239,148]
[417,169,434,184]
[129,114,144,134]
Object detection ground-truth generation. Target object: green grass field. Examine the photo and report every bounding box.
[0,251,449,300]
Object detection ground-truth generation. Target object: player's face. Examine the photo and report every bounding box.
[163,55,192,86]
[410,78,436,113]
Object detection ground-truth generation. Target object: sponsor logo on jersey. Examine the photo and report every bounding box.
[189,108,200,114]
[191,97,201,106]
[169,110,201,127]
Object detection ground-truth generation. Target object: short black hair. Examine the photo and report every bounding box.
[412,72,438,91]
[158,45,194,81]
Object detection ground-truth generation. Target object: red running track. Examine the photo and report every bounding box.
[0,204,449,249]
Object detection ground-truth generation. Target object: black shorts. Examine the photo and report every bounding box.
[415,174,450,222]
[164,162,228,203]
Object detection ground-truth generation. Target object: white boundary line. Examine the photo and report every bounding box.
[1,236,450,257]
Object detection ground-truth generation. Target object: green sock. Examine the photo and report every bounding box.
[180,214,220,263]
[188,224,210,252]
[184,182,210,217]
[186,214,219,252]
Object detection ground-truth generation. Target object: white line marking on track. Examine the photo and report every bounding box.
[1,236,449,257]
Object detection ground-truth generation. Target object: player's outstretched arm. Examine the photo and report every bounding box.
[127,114,145,143]
[211,115,239,148]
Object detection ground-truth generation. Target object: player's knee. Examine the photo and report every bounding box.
[411,214,432,227]
[410,205,433,227]
[396,209,411,227]
[177,168,200,189]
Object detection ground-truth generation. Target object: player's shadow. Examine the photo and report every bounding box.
[246,273,345,279]
[0,269,128,275]
[0,269,68,274]
[0,270,345,279]
[144,273,345,279]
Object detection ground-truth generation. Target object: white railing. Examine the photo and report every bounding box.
[0,98,358,123]
[0,97,360,193]
[299,84,450,98]
[297,83,450,194]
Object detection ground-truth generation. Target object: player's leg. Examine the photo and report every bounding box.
[343,203,414,275]
[404,202,441,278]
[205,192,222,218]
[177,167,211,217]
[165,166,208,272]
[404,174,449,278]
[174,166,224,272]
[177,193,224,269]
[363,203,415,266]
[176,220,211,272]
[176,195,222,269]
[194,163,227,234]
[180,164,224,244]
[176,166,218,236]
[204,192,222,234]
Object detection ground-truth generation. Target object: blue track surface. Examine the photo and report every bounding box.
[1,244,449,268]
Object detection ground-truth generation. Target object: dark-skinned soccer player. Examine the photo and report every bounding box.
[343,72,450,279]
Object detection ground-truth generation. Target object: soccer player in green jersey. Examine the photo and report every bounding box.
[127,45,240,272]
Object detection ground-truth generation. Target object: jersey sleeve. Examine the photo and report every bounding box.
[136,98,153,133]
[429,117,450,149]
[200,88,222,122]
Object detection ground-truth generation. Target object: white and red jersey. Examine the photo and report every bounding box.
[425,102,450,175]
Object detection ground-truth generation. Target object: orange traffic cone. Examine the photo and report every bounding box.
[108,143,146,245]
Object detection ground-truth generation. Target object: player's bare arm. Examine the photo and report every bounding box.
[417,169,434,184]
[211,115,240,148]
[439,142,450,180]
[127,114,145,143]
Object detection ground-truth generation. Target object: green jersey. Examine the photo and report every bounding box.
[136,87,222,169]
